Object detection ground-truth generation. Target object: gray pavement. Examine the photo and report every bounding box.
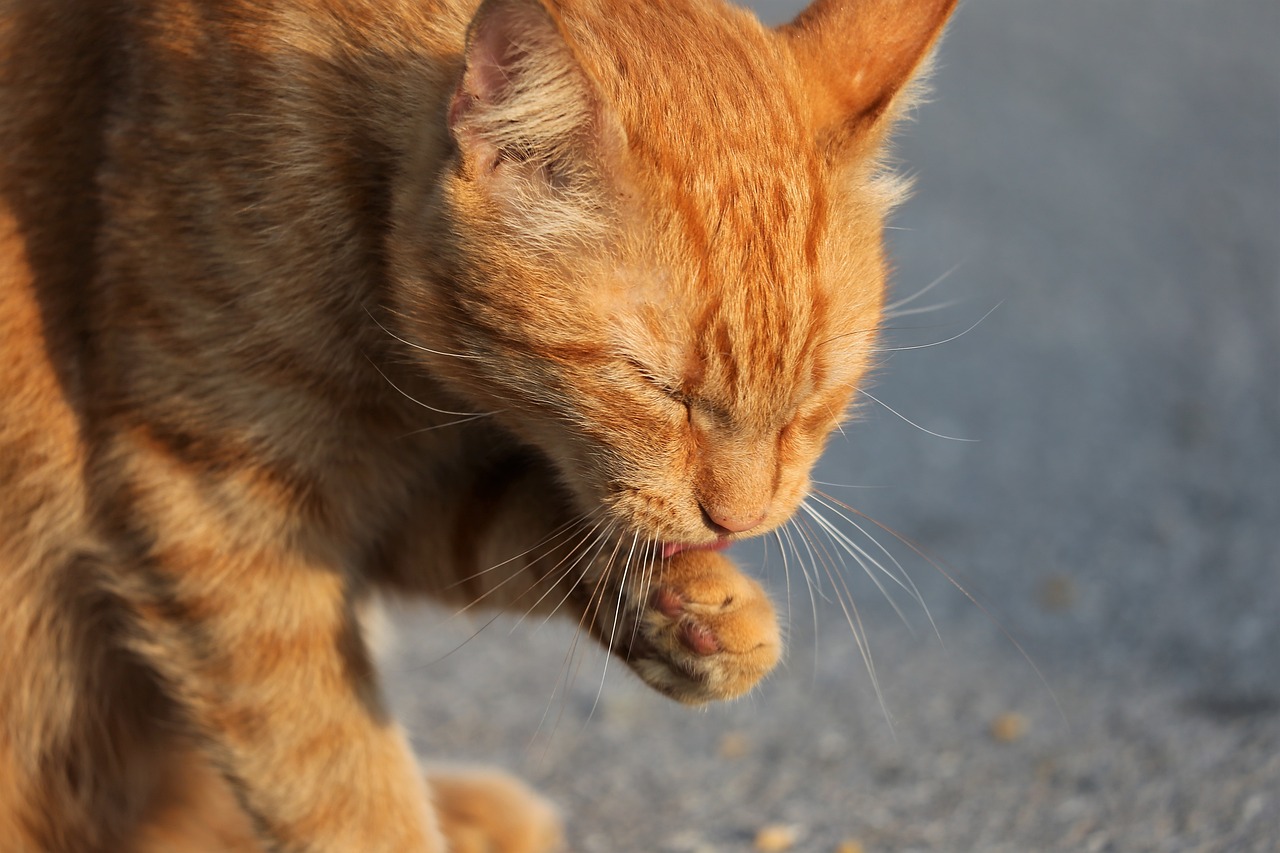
[384,1,1280,850]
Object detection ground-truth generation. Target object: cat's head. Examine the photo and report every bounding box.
[393,0,955,551]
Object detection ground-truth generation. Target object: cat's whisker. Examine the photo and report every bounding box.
[563,525,631,730]
[628,534,659,653]
[883,298,963,320]
[414,609,509,670]
[397,414,498,438]
[522,530,622,758]
[414,514,599,666]
[605,531,641,661]
[512,519,611,632]
[447,514,591,590]
[858,388,978,443]
[818,326,881,348]
[810,479,882,490]
[772,530,794,654]
[810,492,1066,724]
[643,534,660,604]
[415,520,597,670]
[528,523,616,722]
[793,517,895,740]
[869,302,1001,354]
[795,514,848,604]
[758,536,794,655]
[780,520,822,673]
[587,531,641,721]
[882,261,964,315]
[531,522,620,752]
[362,304,485,361]
[847,517,1068,730]
[427,520,619,675]
[784,517,830,604]
[536,522,616,629]
[363,355,497,418]
[801,501,916,631]
[805,495,928,613]
[567,526,626,693]
[509,528,608,632]
[579,526,624,635]
[444,515,590,610]
[823,401,847,437]
[809,491,940,641]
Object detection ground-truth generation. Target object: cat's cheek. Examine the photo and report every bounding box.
[768,436,824,524]
[769,476,812,528]
[579,416,703,537]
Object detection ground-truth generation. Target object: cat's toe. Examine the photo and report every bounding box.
[678,616,721,655]
[427,766,564,853]
[630,553,781,704]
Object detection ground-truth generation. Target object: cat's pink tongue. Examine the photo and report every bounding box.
[661,539,731,559]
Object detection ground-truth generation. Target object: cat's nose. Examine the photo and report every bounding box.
[700,501,769,534]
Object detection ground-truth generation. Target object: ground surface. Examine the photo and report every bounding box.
[385,1,1280,850]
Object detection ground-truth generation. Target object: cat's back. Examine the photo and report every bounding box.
[0,0,469,553]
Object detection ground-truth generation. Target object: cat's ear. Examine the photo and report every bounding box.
[780,0,958,154]
[448,0,607,181]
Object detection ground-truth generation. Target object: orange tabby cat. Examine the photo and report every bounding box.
[0,0,956,850]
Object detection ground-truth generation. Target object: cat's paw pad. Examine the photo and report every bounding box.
[427,766,563,853]
[631,552,781,704]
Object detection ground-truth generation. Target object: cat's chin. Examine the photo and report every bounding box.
[659,538,731,559]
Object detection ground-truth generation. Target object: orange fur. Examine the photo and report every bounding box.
[0,0,955,850]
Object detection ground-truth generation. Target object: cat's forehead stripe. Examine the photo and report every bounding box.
[691,289,821,423]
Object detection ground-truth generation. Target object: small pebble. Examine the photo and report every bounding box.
[754,824,801,851]
[990,711,1028,743]
[1038,574,1077,611]
[718,730,749,759]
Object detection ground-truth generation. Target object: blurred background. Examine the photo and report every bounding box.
[386,1,1280,850]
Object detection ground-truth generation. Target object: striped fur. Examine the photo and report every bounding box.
[0,0,955,850]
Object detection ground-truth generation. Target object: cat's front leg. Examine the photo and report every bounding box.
[425,765,564,853]
[117,538,446,853]
[101,443,448,850]
[580,550,782,705]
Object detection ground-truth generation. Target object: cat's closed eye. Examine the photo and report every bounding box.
[625,358,689,409]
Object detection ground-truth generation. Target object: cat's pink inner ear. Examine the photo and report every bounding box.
[449,0,529,170]
[451,2,523,115]
[447,0,589,176]
[780,0,958,140]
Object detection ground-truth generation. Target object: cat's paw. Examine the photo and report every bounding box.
[629,550,781,704]
[427,766,563,853]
